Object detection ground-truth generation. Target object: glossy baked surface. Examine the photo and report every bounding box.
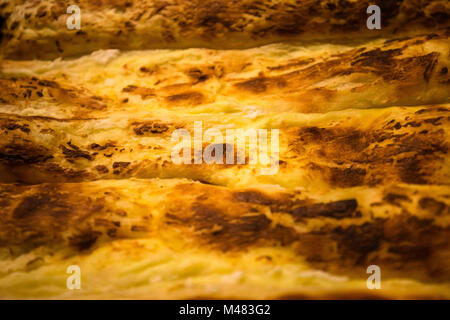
[0,1,449,299]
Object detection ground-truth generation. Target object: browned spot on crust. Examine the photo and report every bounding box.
[36,5,47,18]
[388,244,431,261]
[234,76,287,93]
[1,180,449,281]
[122,85,155,99]
[2,0,449,60]
[289,110,449,186]
[0,77,107,114]
[230,36,444,111]
[112,161,130,169]
[112,161,131,175]
[132,121,169,135]
[0,184,106,250]
[290,199,359,220]
[352,50,440,82]
[233,190,279,206]
[166,203,298,251]
[43,163,90,180]
[328,167,367,188]
[94,165,109,174]
[13,193,52,219]
[0,142,53,165]
[384,193,411,206]
[419,197,447,215]
[69,230,101,251]
[297,213,450,280]
[165,91,205,105]
[332,220,384,264]
[163,185,450,280]
[1,121,30,133]
[131,225,148,232]
[60,141,93,161]
[90,142,116,151]
[186,68,210,83]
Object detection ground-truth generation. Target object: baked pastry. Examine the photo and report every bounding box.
[0,0,449,299]
[1,30,449,117]
[0,106,449,188]
[1,179,449,299]
[1,0,449,59]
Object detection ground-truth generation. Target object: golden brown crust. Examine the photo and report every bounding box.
[0,30,449,117]
[0,106,448,189]
[0,179,449,299]
[1,0,449,300]
[1,0,449,59]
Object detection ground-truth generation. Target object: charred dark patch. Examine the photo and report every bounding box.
[60,142,92,161]
[351,48,402,67]
[36,6,47,18]
[421,54,438,81]
[333,220,384,264]
[166,203,298,251]
[419,197,446,216]
[13,193,53,219]
[69,230,101,251]
[227,33,445,102]
[416,107,450,114]
[379,215,450,280]
[383,193,411,206]
[112,161,130,169]
[94,165,109,174]
[139,66,152,73]
[1,121,30,133]
[233,190,277,206]
[423,117,444,126]
[290,112,449,186]
[186,68,210,83]
[426,33,439,40]
[328,167,367,188]
[43,163,89,180]
[194,1,224,26]
[350,49,439,82]
[383,36,411,44]
[296,127,370,153]
[0,142,53,165]
[112,161,130,175]
[290,199,358,220]
[388,244,431,261]
[396,156,428,184]
[0,13,5,43]
[131,225,148,232]
[132,121,169,135]
[1,183,112,250]
[36,79,58,88]
[377,0,402,27]
[90,142,116,151]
